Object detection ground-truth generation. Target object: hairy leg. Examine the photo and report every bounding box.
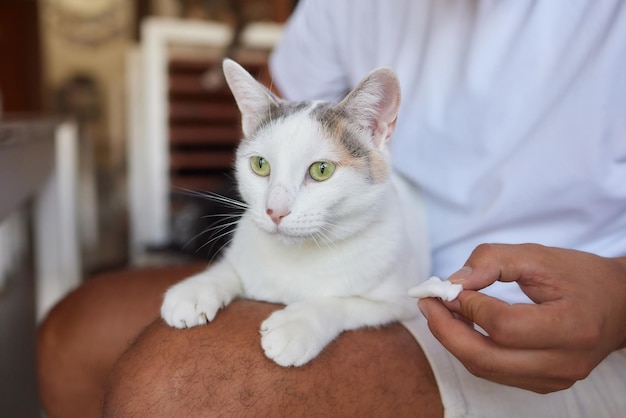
[103,300,444,417]
[37,263,206,418]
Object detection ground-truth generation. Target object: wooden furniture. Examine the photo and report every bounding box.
[0,118,80,417]
[167,57,242,192]
[0,118,81,320]
[128,18,280,260]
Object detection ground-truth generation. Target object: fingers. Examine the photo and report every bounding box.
[446,244,526,290]
[448,244,565,303]
[444,244,606,350]
[418,298,586,393]
[419,245,626,393]
[451,291,582,350]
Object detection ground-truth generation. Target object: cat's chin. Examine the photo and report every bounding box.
[274,234,309,247]
[255,222,318,247]
[263,227,310,247]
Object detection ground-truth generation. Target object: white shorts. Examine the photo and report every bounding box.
[402,316,626,418]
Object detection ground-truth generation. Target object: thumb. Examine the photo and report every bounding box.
[448,244,535,291]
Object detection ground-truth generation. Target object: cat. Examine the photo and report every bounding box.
[161,59,431,367]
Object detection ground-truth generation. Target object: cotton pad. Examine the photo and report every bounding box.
[408,276,463,302]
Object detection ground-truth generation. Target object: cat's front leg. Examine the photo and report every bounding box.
[260,297,416,367]
[161,260,242,328]
[260,302,337,367]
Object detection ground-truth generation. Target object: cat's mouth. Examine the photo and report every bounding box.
[271,223,306,239]
[257,219,319,246]
[251,208,337,246]
[265,227,307,246]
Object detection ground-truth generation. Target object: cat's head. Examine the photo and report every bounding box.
[223,59,401,245]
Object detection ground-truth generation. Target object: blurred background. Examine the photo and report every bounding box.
[0,0,296,416]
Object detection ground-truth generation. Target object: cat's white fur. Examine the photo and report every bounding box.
[161,59,430,367]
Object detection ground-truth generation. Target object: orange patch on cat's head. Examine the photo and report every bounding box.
[313,105,389,184]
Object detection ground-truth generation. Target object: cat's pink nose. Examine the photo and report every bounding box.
[266,208,291,225]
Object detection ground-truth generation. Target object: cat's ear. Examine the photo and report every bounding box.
[223,59,281,137]
[338,67,401,149]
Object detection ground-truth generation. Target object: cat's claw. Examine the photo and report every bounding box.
[260,309,327,367]
[161,282,224,329]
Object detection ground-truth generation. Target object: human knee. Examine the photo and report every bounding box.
[37,307,64,403]
[103,302,303,416]
[37,292,94,416]
[102,302,443,417]
[101,317,266,417]
[37,290,85,372]
[102,342,171,417]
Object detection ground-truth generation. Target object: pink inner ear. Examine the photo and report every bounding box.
[374,113,398,147]
[370,84,400,147]
[223,59,279,137]
[340,67,401,148]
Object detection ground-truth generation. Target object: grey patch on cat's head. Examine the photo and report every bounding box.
[250,101,313,137]
[245,98,389,184]
[311,103,388,183]
[311,104,369,158]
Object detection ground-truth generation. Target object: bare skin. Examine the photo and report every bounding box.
[37,263,206,418]
[102,300,443,417]
[37,264,443,418]
[419,244,626,394]
[39,244,626,416]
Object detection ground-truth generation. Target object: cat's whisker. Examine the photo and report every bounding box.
[194,222,238,257]
[312,235,330,251]
[309,232,323,251]
[268,75,276,98]
[323,220,355,238]
[200,219,241,236]
[204,196,248,211]
[318,223,340,241]
[186,227,228,253]
[315,228,337,252]
[267,88,274,123]
[201,213,244,220]
[178,188,249,210]
[181,214,242,249]
[173,188,246,256]
[207,236,234,265]
[205,217,241,236]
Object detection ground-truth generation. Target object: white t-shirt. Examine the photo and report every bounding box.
[271,0,626,303]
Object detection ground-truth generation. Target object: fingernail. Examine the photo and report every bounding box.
[448,266,472,284]
[417,300,429,319]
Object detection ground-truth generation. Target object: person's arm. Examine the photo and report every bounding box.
[418,243,626,394]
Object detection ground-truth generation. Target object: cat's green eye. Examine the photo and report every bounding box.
[250,156,270,177]
[309,161,336,181]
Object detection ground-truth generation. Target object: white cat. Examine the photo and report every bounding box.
[161,59,431,367]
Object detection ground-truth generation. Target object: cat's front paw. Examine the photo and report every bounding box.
[161,281,226,329]
[260,308,333,367]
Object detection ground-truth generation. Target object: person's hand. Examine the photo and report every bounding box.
[418,243,626,394]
